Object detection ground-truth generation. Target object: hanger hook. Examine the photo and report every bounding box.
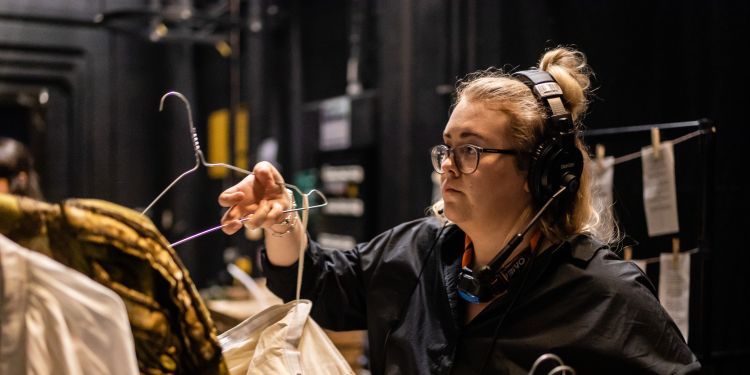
[548,365,576,375]
[160,91,202,158]
[529,353,565,375]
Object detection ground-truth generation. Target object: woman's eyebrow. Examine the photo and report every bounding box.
[443,130,486,141]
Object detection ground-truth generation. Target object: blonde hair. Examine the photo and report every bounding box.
[431,47,619,245]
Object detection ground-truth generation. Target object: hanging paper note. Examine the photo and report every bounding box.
[659,252,691,340]
[590,156,615,213]
[642,141,679,236]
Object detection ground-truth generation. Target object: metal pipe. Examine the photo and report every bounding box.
[583,120,703,137]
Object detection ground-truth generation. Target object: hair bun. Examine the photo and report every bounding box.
[538,47,592,123]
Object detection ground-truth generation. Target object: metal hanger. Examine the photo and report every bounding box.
[142,91,255,215]
[142,91,328,246]
[529,353,576,375]
[169,186,324,247]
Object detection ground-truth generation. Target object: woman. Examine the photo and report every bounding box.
[218,47,700,374]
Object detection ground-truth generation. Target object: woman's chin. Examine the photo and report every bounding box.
[443,204,467,224]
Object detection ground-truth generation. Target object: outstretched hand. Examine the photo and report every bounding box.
[219,161,292,234]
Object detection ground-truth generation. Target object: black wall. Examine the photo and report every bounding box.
[1,1,747,373]
[0,0,233,285]
[305,1,749,372]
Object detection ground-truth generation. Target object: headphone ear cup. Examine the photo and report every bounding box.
[528,140,558,207]
[528,138,584,208]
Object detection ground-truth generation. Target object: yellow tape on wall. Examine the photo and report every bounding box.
[207,107,249,179]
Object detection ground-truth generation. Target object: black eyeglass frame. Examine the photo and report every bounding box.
[431,144,518,175]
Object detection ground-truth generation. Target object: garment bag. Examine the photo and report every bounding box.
[219,300,353,375]
[218,195,354,375]
[0,233,139,375]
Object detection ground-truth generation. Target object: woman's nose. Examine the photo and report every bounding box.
[441,153,460,176]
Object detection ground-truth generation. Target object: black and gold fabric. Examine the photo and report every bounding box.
[0,194,228,374]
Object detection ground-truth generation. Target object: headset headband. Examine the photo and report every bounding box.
[512,70,574,136]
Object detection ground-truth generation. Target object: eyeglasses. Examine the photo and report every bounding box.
[431,144,517,174]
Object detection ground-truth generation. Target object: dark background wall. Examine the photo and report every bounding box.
[1,0,747,372]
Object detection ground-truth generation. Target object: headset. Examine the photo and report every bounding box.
[457,69,584,304]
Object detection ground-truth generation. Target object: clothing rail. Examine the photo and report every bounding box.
[583,119,708,137]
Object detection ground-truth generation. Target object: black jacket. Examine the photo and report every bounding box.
[262,217,701,374]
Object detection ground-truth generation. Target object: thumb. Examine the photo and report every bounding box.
[254,161,285,191]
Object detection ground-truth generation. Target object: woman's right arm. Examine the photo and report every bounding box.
[218,163,373,330]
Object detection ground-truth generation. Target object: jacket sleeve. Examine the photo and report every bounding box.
[261,227,394,331]
[261,218,443,332]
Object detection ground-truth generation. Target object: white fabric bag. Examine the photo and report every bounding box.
[218,194,354,375]
[219,300,353,375]
[0,234,138,375]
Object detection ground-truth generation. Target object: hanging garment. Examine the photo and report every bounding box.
[0,194,228,374]
[0,234,139,375]
[219,300,354,375]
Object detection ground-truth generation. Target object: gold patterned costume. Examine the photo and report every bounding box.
[0,194,228,374]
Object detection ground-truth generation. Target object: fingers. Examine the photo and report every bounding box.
[220,201,259,234]
[218,161,289,236]
[220,208,242,234]
[219,174,255,207]
[223,199,288,234]
[218,190,245,208]
[247,200,272,228]
[254,162,286,194]
[263,201,287,227]
[253,161,277,181]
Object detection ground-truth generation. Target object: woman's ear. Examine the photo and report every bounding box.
[524,181,530,193]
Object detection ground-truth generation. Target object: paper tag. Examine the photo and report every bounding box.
[658,252,690,340]
[590,156,615,211]
[642,141,679,236]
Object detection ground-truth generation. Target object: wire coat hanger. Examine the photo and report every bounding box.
[141,91,328,246]
[142,91,255,215]
[528,353,576,375]
[168,189,319,247]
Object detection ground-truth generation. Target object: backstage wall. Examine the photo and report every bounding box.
[1,1,747,373]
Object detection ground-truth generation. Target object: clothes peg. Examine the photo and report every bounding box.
[651,127,661,159]
[672,237,680,268]
[623,246,632,261]
[596,144,606,167]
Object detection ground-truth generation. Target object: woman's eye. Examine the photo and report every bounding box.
[459,147,477,156]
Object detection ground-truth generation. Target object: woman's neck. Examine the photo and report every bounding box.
[466,206,533,267]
